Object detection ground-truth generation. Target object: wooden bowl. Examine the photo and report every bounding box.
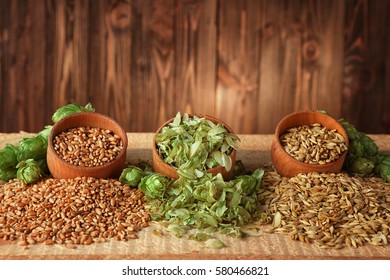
[271,111,349,177]
[47,112,128,179]
[152,114,237,180]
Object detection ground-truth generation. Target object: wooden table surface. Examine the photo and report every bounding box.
[1,133,390,260]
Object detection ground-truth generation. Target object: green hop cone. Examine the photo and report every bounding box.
[344,139,364,168]
[0,167,17,182]
[366,154,385,167]
[36,158,50,175]
[51,103,95,123]
[359,132,378,156]
[0,144,19,169]
[349,140,364,158]
[376,163,390,183]
[349,157,375,177]
[17,134,48,162]
[374,155,390,183]
[380,155,390,166]
[16,159,44,184]
[338,119,359,140]
[119,166,144,187]
[138,173,170,200]
[38,125,53,141]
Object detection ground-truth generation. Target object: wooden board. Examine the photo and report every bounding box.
[1,0,390,134]
[1,133,390,260]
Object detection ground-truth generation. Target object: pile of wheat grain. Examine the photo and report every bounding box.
[0,177,150,248]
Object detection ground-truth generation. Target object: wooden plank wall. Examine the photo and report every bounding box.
[0,0,389,134]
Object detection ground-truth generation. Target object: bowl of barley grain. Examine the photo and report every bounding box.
[271,111,349,177]
[47,112,128,179]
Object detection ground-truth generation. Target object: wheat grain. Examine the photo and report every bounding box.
[0,177,150,247]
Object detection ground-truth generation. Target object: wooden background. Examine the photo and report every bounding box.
[0,0,389,134]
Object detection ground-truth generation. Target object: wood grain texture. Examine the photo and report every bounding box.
[0,0,49,132]
[216,0,262,134]
[384,6,390,131]
[175,0,217,117]
[132,0,175,131]
[257,0,345,134]
[102,0,133,129]
[342,0,390,133]
[0,0,389,134]
[53,0,89,110]
[258,0,305,133]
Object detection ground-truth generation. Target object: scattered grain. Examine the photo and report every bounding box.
[258,171,390,249]
[0,177,150,247]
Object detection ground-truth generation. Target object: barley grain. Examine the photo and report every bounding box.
[258,171,390,249]
[280,124,347,164]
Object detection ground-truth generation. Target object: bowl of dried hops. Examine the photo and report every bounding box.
[47,112,128,179]
[152,112,239,180]
[271,111,349,177]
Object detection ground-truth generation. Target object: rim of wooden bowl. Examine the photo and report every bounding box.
[152,114,237,180]
[271,111,349,177]
[47,112,128,179]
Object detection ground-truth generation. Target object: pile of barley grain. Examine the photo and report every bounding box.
[53,127,123,167]
[280,123,347,164]
[258,171,390,249]
[0,177,150,248]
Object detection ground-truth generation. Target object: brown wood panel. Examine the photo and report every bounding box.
[131,0,175,132]
[86,0,108,115]
[342,0,390,133]
[53,0,89,110]
[257,0,303,134]
[0,0,18,131]
[216,0,262,134]
[0,0,390,134]
[299,1,344,117]
[384,4,390,131]
[101,0,133,130]
[0,0,49,132]
[257,0,345,134]
[174,0,217,118]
